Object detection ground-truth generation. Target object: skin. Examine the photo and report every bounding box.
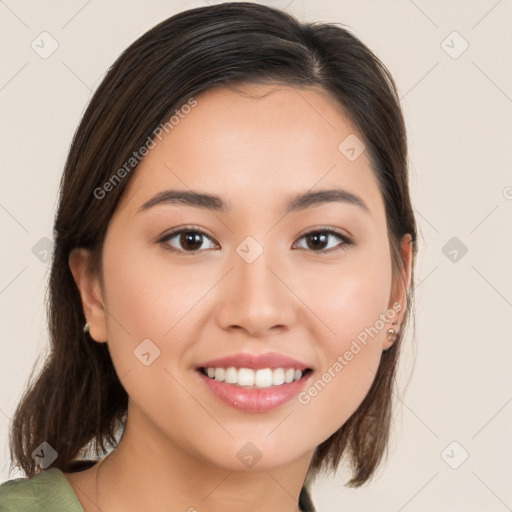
[67,83,413,512]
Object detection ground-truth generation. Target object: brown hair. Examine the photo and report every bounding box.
[8,0,418,497]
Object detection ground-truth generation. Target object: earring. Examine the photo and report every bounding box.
[83,322,90,333]
[387,321,400,341]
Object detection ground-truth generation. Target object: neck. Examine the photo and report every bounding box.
[91,407,314,512]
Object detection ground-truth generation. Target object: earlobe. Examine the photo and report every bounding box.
[68,247,108,343]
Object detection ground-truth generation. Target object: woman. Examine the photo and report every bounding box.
[0,2,417,511]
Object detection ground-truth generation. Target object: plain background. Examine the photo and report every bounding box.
[1,1,511,510]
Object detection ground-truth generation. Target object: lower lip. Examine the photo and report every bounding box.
[198,371,311,413]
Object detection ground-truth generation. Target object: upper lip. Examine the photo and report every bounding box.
[196,352,311,371]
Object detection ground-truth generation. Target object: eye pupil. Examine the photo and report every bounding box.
[181,231,203,251]
[307,232,328,250]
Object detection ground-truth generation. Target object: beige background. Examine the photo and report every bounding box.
[1,1,511,510]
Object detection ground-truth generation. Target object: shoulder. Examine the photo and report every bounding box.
[0,468,84,512]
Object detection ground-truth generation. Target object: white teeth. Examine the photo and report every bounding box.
[272,368,285,386]
[284,368,295,383]
[237,368,255,387]
[203,366,306,388]
[225,367,238,384]
[214,368,225,382]
[254,368,273,388]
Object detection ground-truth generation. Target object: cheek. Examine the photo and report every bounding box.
[294,286,388,448]
[294,246,392,432]
[100,240,219,375]
[302,241,393,350]
[102,239,199,334]
[98,244,212,439]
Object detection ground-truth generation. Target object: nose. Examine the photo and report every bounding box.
[215,245,297,338]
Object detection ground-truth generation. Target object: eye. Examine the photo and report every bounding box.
[158,226,354,255]
[294,228,354,253]
[158,227,218,254]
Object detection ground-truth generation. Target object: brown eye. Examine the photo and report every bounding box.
[294,229,353,253]
[160,228,217,253]
[177,231,204,251]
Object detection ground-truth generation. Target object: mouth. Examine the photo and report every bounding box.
[196,364,313,413]
[198,366,313,389]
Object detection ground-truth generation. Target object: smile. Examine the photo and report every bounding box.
[197,367,313,412]
[199,366,312,388]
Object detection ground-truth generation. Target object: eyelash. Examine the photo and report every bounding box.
[157,225,354,255]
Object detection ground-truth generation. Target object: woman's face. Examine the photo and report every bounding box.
[74,83,411,472]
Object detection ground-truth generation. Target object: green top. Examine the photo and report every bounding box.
[0,467,85,511]
[0,461,315,511]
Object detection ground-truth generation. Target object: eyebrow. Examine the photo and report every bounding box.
[138,188,370,215]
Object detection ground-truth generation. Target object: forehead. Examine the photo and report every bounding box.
[115,83,385,220]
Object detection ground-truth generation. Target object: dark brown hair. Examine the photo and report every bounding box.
[8,0,418,500]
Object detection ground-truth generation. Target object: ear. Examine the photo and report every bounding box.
[383,233,414,350]
[68,247,108,343]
